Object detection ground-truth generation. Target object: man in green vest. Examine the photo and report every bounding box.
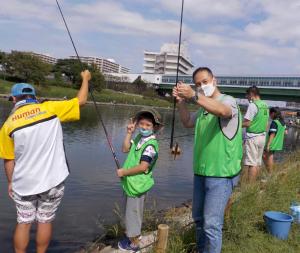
[263,107,287,172]
[173,67,242,253]
[242,86,269,182]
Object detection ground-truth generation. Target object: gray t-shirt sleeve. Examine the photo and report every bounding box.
[220,96,239,139]
[222,95,238,119]
[244,103,258,121]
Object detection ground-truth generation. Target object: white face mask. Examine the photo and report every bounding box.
[200,81,215,97]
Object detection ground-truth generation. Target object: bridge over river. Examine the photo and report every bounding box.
[158,75,300,104]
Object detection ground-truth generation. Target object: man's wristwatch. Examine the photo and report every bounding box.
[192,92,199,104]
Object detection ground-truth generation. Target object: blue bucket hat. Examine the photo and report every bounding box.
[11,83,36,97]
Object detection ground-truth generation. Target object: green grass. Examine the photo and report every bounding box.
[93,89,172,108]
[0,79,172,108]
[166,150,300,253]
[0,79,15,94]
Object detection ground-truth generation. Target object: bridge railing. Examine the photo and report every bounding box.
[161,75,300,89]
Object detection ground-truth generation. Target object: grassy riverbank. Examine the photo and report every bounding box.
[0,79,172,108]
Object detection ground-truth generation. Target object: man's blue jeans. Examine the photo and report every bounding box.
[192,174,240,253]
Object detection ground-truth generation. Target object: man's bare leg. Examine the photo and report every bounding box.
[36,222,52,253]
[248,165,259,183]
[14,223,32,253]
[265,152,274,173]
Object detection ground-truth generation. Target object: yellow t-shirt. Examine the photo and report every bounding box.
[0,98,80,196]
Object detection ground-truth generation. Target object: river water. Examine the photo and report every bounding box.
[0,101,299,253]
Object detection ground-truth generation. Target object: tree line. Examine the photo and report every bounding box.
[0,51,105,91]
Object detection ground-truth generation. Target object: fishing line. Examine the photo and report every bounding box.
[170,0,185,158]
[55,0,120,169]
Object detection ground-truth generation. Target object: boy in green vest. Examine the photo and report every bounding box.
[117,109,163,252]
[242,86,269,182]
[263,107,287,172]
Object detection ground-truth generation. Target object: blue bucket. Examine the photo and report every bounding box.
[264,211,293,240]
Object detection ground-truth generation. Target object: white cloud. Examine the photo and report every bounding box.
[67,1,189,37]
[0,0,59,25]
[152,0,262,21]
[245,0,300,44]
[0,0,188,37]
[1,0,300,74]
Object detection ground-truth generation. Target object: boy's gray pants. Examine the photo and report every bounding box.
[125,194,145,238]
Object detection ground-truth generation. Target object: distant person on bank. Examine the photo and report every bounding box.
[263,107,288,172]
[242,86,269,182]
[173,67,242,253]
[116,109,163,252]
[0,70,91,253]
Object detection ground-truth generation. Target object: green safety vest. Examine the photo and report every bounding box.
[247,100,269,134]
[122,134,159,197]
[268,120,285,151]
[193,96,243,177]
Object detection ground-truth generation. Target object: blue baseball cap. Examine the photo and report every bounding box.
[11,83,36,97]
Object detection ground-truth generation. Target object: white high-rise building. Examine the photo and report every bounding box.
[69,56,130,74]
[29,52,57,65]
[143,43,194,75]
[13,51,57,65]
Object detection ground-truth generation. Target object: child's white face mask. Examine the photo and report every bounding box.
[139,128,153,137]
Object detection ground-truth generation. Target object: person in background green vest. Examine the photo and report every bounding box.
[263,107,287,172]
[242,86,269,182]
[173,67,242,253]
[117,109,163,252]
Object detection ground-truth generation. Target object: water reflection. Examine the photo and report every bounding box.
[0,101,298,253]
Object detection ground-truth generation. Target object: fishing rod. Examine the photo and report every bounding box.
[55,0,120,169]
[170,0,185,159]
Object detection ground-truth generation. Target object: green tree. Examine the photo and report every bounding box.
[88,63,105,92]
[0,51,6,64]
[53,59,105,92]
[0,51,7,80]
[53,59,84,85]
[6,51,52,85]
[132,75,147,93]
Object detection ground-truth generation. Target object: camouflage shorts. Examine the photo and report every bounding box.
[12,183,65,224]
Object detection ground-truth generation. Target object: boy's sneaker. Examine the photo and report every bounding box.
[118,237,140,252]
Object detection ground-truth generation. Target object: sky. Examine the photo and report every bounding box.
[1,0,300,75]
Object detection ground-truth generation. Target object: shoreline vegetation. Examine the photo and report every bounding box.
[76,149,300,253]
[1,79,299,118]
[0,79,173,109]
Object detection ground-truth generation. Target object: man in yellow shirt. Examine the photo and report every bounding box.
[0,70,91,253]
